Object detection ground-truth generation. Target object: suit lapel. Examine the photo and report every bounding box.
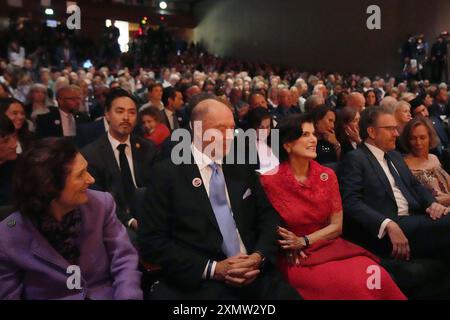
[360,144,396,202]
[50,108,63,137]
[181,156,221,232]
[98,135,122,182]
[130,136,143,187]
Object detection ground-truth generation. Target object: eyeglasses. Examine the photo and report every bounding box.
[375,126,399,133]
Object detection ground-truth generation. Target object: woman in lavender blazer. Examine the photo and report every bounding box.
[0,138,143,300]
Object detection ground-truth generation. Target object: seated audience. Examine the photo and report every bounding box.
[25,84,50,122]
[0,138,142,300]
[393,100,412,135]
[35,85,91,138]
[402,117,450,206]
[0,115,18,207]
[336,107,362,155]
[339,106,450,262]
[364,89,378,108]
[310,105,341,165]
[140,107,171,149]
[260,114,406,300]
[0,98,34,153]
[245,107,279,174]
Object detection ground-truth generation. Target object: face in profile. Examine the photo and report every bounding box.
[316,111,336,135]
[369,113,399,152]
[395,104,412,125]
[141,114,158,134]
[55,153,95,209]
[0,134,18,162]
[283,122,318,160]
[257,118,271,141]
[106,96,137,140]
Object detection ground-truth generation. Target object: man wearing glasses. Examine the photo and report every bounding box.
[339,106,450,262]
[36,85,91,138]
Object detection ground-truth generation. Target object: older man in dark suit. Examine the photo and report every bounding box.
[82,89,157,240]
[339,106,450,261]
[138,93,300,300]
[35,85,90,138]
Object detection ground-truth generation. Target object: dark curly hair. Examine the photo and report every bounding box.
[13,138,78,219]
[277,114,314,162]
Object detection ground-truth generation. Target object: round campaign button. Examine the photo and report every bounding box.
[192,178,202,188]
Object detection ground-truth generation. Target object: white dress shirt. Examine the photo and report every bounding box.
[164,108,175,131]
[107,132,138,188]
[59,109,76,137]
[365,143,410,239]
[191,144,247,279]
[255,140,279,174]
[139,101,164,112]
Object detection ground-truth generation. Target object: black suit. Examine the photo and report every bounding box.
[339,144,450,259]
[81,134,157,226]
[138,152,299,300]
[35,106,91,138]
[76,118,106,148]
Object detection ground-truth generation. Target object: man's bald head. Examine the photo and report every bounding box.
[347,92,365,112]
[190,94,235,159]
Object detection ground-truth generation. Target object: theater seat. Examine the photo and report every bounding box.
[380,258,450,299]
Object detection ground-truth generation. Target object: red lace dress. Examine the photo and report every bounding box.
[260,161,406,300]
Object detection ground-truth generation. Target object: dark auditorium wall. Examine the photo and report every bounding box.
[193,0,450,77]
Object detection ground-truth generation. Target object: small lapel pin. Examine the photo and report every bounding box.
[54,120,61,126]
[192,178,202,188]
[320,173,329,182]
[136,143,141,149]
[7,219,16,228]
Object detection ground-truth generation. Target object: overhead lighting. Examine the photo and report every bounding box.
[159,1,167,10]
[45,8,54,15]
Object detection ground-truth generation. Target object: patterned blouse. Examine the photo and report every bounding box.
[411,166,450,199]
[37,209,82,265]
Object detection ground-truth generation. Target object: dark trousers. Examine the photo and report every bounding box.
[149,264,302,300]
[396,214,450,260]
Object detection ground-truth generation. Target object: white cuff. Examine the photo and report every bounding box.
[378,218,393,239]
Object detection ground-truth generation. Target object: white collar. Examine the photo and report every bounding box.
[191,143,223,171]
[108,131,131,151]
[365,142,386,162]
[59,108,72,117]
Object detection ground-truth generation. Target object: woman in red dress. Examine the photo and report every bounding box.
[139,107,170,149]
[260,114,406,300]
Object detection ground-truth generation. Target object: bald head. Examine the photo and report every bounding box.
[191,98,235,160]
[347,92,365,112]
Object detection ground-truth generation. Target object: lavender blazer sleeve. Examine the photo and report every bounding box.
[0,190,143,300]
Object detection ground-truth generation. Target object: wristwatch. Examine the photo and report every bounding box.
[254,251,266,269]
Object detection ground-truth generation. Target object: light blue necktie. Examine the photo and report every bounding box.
[209,162,241,257]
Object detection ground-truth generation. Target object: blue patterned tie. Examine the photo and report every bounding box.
[209,162,241,257]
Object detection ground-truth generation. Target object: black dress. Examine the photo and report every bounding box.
[0,160,15,206]
[316,139,338,165]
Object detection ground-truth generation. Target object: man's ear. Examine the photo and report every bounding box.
[367,127,375,140]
